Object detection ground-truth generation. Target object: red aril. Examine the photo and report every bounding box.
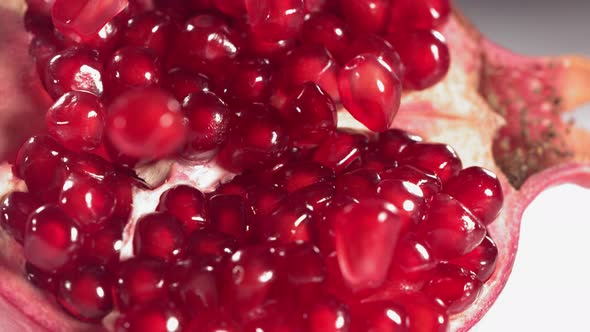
[377,178,426,228]
[450,235,498,282]
[157,185,209,232]
[0,192,41,244]
[184,230,238,262]
[245,0,305,42]
[335,168,381,199]
[115,302,185,332]
[105,46,162,96]
[133,212,186,261]
[308,297,350,332]
[423,264,483,315]
[246,186,287,218]
[163,68,210,103]
[398,143,462,184]
[213,0,246,19]
[81,220,124,267]
[224,58,272,104]
[380,165,442,199]
[113,257,168,311]
[44,47,104,99]
[338,0,391,34]
[388,0,451,31]
[375,129,422,163]
[208,194,249,241]
[122,10,175,57]
[345,34,405,80]
[301,13,351,62]
[352,301,410,331]
[312,130,368,174]
[274,161,335,193]
[168,258,220,313]
[254,200,314,244]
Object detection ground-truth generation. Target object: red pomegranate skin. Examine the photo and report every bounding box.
[0,1,589,332]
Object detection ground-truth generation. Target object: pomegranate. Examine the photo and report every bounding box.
[0,0,588,332]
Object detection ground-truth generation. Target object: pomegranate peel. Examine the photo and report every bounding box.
[0,1,589,332]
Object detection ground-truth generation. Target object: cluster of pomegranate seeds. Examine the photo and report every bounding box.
[0,0,507,330]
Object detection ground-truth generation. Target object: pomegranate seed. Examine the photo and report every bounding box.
[110,173,134,221]
[105,47,162,96]
[115,302,185,332]
[255,200,314,244]
[397,293,448,332]
[245,0,305,42]
[46,91,105,152]
[185,230,238,262]
[152,0,192,21]
[106,87,188,159]
[82,220,125,266]
[398,143,462,184]
[423,264,483,314]
[122,11,174,57]
[133,212,186,261]
[187,310,241,332]
[281,82,338,149]
[388,233,437,283]
[24,204,82,273]
[114,257,167,311]
[352,301,409,331]
[316,195,359,256]
[377,179,426,229]
[380,165,442,199]
[246,186,287,218]
[224,58,272,104]
[44,47,104,99]
[51,0,128,42]
[213,0,246,19]
[163,68,210,103]
[288,182,336,211]
[181,91,232,161]
[222,245,279,314]
[26,261,58,292]
[339,54,402,132]
[216,173,256,198]
[57,18,123,59]
[172,14,242,81]
[67,153,114,181]
[56,265,113,322]
[15,135,70,202]
[58,172,116,231]
[444,166,504,225]
[187,0,215,11]
[284,244,326,304]
[336,168,381,199]
[168,259,220,313]
[246,33,296,60]
[312,130,368,174]
[216,104,289,172]
[304,0,331,13]
[418,194,486,260]
[338,0,391,34]
[275,161,335,194]
[157,185,209,232]
[301,13,351,62]
[332,199,401,291]
[29,33,63,82]
[375,128,422,163]
[244,313,306,332]
[388,30,450,90]
[0,192,41,244]
[388,0,451,31]
[450,235,498,282]
[308,297,350,332]
[208,194,249,240]
[345,34,405,80]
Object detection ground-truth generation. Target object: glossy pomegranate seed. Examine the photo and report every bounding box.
[56,265,113,322]
[301,13,350,62]
[352,301,409,331]
[378,178,426,221]
[51,0,127,42]
[213,0,246,19]
[284,244,325,304]
[29,33,63,82]
[308,297,350,332]
[133,212,186,261]
[58,172,116,231]
[338,0,391,34]
[444,166,504,225]
[15,135,70,202]
[423,264,482,315]
[187,310,241,332]
[24,205,82,273]
[398,143,462,184]
[375,128,422,163]
[388,233,437,283]
[46,91,105,152]
[44,47,104,99]
[115,302,185,332]
[387,30,450,90]
[216,104,289,172]
[274,45,340,106]
[255,200,314,244]
[25,261,58,292]
[67,153,114,181]
[339,54,401,132]
[105,47,162,96]
[246,33,296,60]
[245,0,305,42]
[331,199,401,291]
[0,192,41,244]
[380,165,442,199]
[224,58,272,104]
[396,293,448,332]
[81,220,124,266]
[222,245,279,314]
[110,173,134,221]
[388,0,451,31]
[157,185,208,232]
[345,34,405,80]
[281,82,337,149]
[418,193,486,260]
[181,91,232,161]
[208,194,249,240]
[56,18,123,59]
[246,186,287,218]
[185,230,238,262]
[113,257,167,311]
[336,168,381,199]
[450,235,498,282]
[152,0,192,21]
[122,10,174,57]
[163,68,210,103]
[312,130,368,174]
[168,259,220,313]
[304,0,331,13]
[172,14,242,80]
[106,87,188,159]
[274,161,335,193]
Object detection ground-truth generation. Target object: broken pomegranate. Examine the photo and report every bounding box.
[0,0,589,331]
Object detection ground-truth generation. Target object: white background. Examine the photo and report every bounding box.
[454,1,590,331]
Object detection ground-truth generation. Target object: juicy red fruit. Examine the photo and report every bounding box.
[0,192,41,244]
[133,212,185,261]
[44,47,104,99]
[157,185,209,232]
[245,0,305,42]
[388,0,451,31]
